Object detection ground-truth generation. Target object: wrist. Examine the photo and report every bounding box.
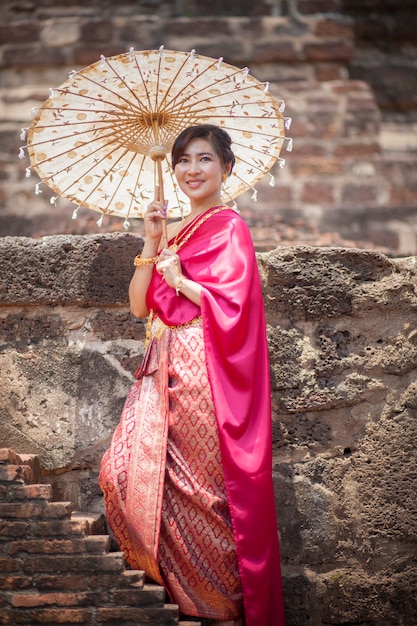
[174,275,185,296]
[142,239,159,253]
[134,254,157,268]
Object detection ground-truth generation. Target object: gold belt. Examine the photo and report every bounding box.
[148,313,202,342]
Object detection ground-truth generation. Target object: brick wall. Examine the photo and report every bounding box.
[1,2,417,254]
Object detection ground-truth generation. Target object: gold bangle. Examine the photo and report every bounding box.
[133,254,158,267]
[175,275,185,296]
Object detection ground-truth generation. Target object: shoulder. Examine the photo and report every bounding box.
[213,207,252,238]
[211,206,248,227]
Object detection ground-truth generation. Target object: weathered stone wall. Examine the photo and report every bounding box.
[1,1,417,255]
[1,233,416,625]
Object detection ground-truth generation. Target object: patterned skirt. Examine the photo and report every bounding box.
[98,317,243,620]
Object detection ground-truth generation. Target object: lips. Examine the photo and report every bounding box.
[187,180,204,188]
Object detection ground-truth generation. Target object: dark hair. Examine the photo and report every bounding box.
[171,124,235,175]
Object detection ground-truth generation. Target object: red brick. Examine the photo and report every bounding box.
[19,456,41,483]
[88,570,144,590]
[300,0,341,13]
[35,520,88,537]
[84,535,111,553]
[346,96,378,113]
[334,143,380,157]
[341,184,379,204]
[0,557,20,573]
[257,184,293,206]
[303,41,354,62]
[253,42,298,63]
[9,484,52,500]
[33,571,143,593]
[22,553,126,575]
[0,23,40,45]
[0,610,27,624]
[0,449,21,464]
[0,520,31,539]
[315,63,347,81]
[290,157,345,177]
[112,584,165,607]
[96,604,179,622]
[163,17,232,37]
[288,145,327,159]
[8,539,88,556]
[72,45,126,67]
[2,46,66,68]
[331,80,371,95]
[389,184,417,206]
[0,575,32,591]
[80,19,113,43]
[0,502,45,519]
[22,484,53,501]
[0,465,31,483]
[40,502,72,520]
[302,182,335,205]
[6,608,92,623]
[10,591,88,608]
[314,17,354,39]
[35,574,89,592]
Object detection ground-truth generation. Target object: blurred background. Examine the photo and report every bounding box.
[1,0,416,254]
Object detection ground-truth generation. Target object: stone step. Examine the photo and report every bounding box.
[0,449,180,626]
[5,585,168,610]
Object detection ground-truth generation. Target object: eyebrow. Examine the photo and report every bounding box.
[180,151,215,157]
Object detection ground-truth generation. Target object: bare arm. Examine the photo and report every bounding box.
[128,238,159,318]
[129,194,165,318]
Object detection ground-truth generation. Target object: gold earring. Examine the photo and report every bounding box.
[222,173,227,183]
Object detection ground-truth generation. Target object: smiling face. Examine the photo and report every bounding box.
[173,137,230,211]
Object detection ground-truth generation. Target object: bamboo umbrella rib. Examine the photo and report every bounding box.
[147,51,199,114]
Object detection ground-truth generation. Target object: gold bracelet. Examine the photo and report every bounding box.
[133,254,158,267]
[175,275,185,296]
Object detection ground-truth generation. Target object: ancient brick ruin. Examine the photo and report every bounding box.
[1,0,416,253]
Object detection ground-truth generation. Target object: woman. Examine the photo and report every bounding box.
[99,124,285,626]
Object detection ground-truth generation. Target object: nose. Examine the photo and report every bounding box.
[187,158,201,174]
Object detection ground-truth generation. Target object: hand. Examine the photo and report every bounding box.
[155,248,183,289]
[144,186,167,241]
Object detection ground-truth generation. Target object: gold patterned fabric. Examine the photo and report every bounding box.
[99,318,243,620]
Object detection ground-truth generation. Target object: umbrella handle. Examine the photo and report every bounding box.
[156,157,168,249]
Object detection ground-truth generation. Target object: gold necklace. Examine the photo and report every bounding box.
[169,205,229,253]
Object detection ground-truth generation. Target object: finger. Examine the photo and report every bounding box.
[160,248,175,258]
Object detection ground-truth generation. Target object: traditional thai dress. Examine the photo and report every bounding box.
[98,206,285,626]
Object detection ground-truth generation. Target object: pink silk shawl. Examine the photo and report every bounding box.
[147,207,285,626]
